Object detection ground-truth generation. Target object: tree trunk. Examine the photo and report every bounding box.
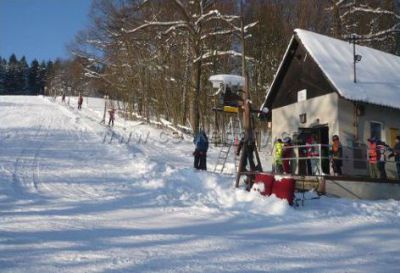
[191,46,201,136]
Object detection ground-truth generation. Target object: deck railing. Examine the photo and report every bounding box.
[272,143,399,180]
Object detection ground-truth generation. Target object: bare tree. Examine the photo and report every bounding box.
[125,0,256,135]
[330,0,400,53]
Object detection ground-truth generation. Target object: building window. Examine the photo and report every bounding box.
[370,121,383,141]
[297,89,307,102]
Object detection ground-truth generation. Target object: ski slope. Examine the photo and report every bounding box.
[0,96,399,273]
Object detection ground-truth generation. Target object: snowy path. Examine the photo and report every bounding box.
[0,96,399,273]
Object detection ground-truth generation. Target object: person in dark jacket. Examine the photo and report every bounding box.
[376,140,390,180]
[391,136,400,180]
[236,133,256,172]
[193,130,209,170]
[330,135,343,176]
[108,108,115,127]
[78,95,83,110]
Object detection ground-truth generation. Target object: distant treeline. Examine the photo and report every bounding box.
[0,54,57,95]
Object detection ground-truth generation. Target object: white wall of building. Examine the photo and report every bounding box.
[271,92,339,141]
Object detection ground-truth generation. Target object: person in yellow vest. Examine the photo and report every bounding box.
[274,139,284,174]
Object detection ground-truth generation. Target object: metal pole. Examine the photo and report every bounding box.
[353,35,357,83]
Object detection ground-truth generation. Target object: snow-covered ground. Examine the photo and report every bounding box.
[0,96,399,273]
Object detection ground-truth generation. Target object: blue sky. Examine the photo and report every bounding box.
[0,0,92,63]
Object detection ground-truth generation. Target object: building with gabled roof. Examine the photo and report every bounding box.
[261,29,400,177]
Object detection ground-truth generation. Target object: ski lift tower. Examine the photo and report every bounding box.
[208,73,266,185]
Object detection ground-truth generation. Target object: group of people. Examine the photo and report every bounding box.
[368,136,400,180]
[273,134,343,176]
[60,93,84,111]
[192,130,258,173]
[61,93,116,127]
[273,134,400,180]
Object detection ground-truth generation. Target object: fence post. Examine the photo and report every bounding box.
[126,132,132,145]
[109,132,115,144]
[103,132,108,143]
[319,144,322,175]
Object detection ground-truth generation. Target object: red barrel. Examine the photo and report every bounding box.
[272,177,295,205]
[254,173,274,196]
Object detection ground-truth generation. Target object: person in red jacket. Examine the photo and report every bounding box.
[305,135,320,175]
[282,137,293,174]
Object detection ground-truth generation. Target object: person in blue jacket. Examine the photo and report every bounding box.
[193,130,209,170]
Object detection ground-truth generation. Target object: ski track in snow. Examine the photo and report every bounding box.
[0,96,399,273]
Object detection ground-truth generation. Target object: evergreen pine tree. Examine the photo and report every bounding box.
[17,56,29,94]
[5,54,18,93]
[28,59,40,94]
[0,57,6,94]
[38,61,47,94]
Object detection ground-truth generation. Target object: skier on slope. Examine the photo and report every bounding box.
[193,130,209,170]
[78,95,83,110]
[108,108,115,127]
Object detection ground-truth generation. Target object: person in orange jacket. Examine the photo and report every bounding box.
[368,138,378,178]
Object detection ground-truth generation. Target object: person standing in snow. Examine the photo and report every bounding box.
[108,108,115,127]
[193,130,209,170]
[78,95,83,110]
[62,93,66,103]
[330,135,343,176]
[391,136,400,180]
[236,133,256,172]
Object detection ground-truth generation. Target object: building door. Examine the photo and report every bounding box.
[298,125,329,175]
[370,121,383,141]
[390,128,399,146]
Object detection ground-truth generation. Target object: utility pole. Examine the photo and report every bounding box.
[235,1,262,188]
[350,34,362,83]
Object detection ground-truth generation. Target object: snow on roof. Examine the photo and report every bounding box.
[295,29,400,109]
[209,74,244,88]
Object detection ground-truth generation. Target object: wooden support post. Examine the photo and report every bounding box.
[235,4,263,188]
